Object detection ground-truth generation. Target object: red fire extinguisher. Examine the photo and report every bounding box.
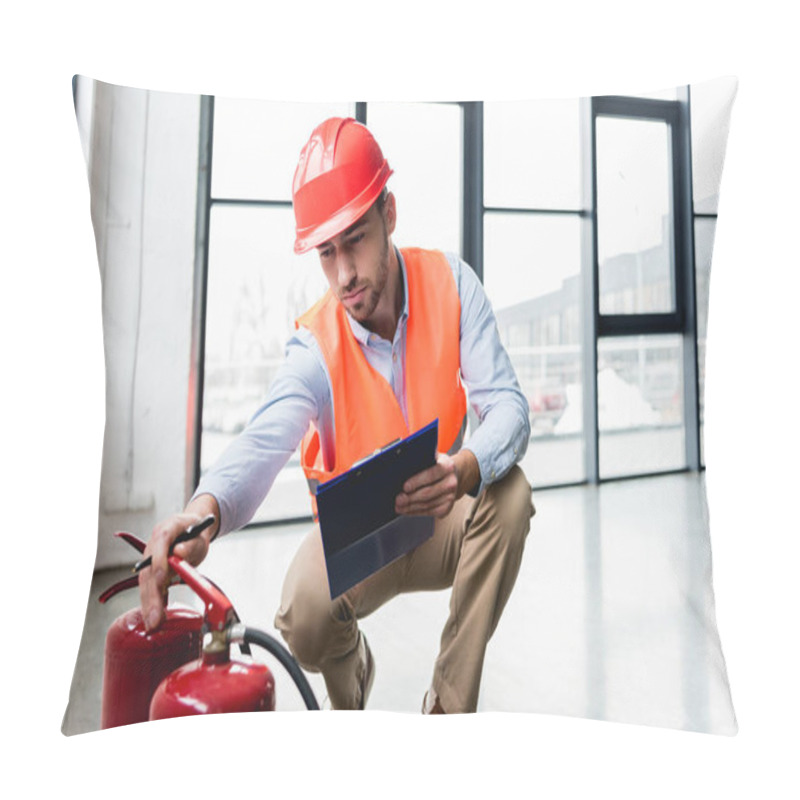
[99,520,318,728]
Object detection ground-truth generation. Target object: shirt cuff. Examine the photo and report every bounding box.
[190,485,232,539]
[463,417,529,496]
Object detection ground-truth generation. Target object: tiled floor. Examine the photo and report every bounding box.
[62,471,737,735]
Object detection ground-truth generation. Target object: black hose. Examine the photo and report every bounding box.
[243,627,319,710]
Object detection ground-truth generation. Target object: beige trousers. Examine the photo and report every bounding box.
[274,464,535,713]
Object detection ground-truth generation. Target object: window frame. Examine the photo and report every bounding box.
[586,92,701,478]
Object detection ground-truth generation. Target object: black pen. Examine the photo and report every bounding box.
[132,514,216,573]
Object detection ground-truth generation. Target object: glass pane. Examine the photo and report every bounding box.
[598,335,686,478]
[484,212,585,486]
[596,116,675,315]
[211,100,354,200]
[690,77,737,214]
[695,217,716,466]
[365,102,462,254]
[484,98,581,210]
[202,204,328,522]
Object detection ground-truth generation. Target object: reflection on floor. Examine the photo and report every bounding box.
[62,471,737,735]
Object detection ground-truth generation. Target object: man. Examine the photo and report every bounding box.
[139,117,534,713]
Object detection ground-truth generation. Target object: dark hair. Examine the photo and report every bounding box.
[375,186,389,212]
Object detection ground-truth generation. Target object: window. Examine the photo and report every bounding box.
[201,100,353,523]
[484,98,582,211]
[484,99,585,486]
[596,116,675,316]
[590,95,696,480]
[598,335,686,477]
[365,102,462,253]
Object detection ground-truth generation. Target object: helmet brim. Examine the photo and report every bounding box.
[294,164,392,254]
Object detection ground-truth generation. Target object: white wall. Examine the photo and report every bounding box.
[86,80,201,568]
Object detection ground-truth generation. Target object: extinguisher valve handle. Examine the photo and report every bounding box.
[167,554,234,631]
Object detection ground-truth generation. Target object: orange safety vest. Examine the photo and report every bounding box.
[296,247,468,516]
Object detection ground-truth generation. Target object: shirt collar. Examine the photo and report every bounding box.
[346,246,409,345]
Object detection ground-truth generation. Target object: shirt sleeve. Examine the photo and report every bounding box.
[446,253,531,493]
[191,331,330,536]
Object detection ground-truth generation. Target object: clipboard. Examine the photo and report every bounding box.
[316,419,439,599]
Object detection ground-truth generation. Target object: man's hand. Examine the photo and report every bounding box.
[138,494,220,633]
[395,450,480,519]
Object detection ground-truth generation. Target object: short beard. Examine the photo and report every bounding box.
[358,234,389,321]
[351,213,391,322]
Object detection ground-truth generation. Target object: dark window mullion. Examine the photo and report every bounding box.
[484,206,584,217]
[210,197,293,209]
[593,95,681,121]
[462,101,483,281]
[677,85,701,471]
[599,312,684,337]
[581,96,599,484]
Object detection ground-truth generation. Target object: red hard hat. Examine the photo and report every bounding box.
[292,117,393,254]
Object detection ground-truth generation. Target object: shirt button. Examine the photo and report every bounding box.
[392,353,397,362]
[491,470,496,479]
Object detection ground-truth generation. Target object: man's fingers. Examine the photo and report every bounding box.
[399,475,456,506]
[396,468,458,517]
[402,461,447,494]
[172,536,208,567]
[138,528,170,631]
[138,514,204,632]
[139,567,166,632]
[396,496,452,518]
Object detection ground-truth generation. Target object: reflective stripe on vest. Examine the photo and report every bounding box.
[296,247,468,516]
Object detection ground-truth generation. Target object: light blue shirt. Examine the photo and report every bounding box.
[196,249,530,536]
